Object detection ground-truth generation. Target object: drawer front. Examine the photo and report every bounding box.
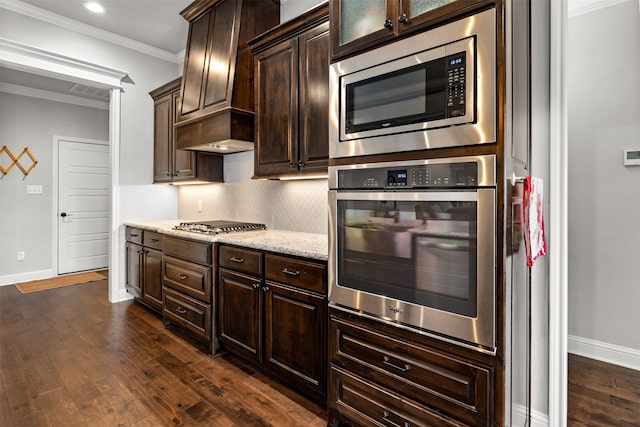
[265,254,326,294]
[126,227,143,245]
[163,287,211,341]
[143,231,163,250]
[330,365,465,427]
[163,236,212,265]
[330,315,491,426]
[219,245,262,276]
[163,256,212,302]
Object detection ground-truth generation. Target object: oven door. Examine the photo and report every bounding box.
[329,189,495,350]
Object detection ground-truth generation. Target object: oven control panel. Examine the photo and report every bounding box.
[338,162,479,189]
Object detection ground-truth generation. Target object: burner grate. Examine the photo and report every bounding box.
[174,220,267,234]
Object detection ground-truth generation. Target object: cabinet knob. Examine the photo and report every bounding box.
[383,19,393,29]
[297,160,306,168]
[289,161,296,168]
[399,14,409,24]
[252,283,260,290]
[262,286,269,292]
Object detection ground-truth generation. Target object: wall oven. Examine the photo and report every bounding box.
[329,155,496,351]
[329,9,496,159]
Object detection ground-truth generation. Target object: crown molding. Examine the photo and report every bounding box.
[568,0,632,17]
[1,82,110,110]
[0,0,182,64]
[0,38,128,89]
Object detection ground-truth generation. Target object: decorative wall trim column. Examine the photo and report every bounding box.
[549,0,569,425]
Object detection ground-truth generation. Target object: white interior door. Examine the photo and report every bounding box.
[58,139,110,274]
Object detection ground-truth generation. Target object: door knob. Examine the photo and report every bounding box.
[60,212,72,217]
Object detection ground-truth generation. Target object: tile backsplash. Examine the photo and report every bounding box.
[178,151,328,235]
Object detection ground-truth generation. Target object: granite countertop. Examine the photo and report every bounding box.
[124,220,328,261]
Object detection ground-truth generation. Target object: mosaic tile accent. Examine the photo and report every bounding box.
[178,152,328,235]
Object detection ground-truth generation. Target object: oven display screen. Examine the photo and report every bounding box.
[387,170,407,186]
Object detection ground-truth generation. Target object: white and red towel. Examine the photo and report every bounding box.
[523,176,547,267]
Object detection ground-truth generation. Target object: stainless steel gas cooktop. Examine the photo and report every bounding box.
[173,220,267,234]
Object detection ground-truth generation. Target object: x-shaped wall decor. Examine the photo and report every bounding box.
[0,146,38,176]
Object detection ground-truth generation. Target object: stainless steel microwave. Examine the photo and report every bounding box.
[329,9,496,159]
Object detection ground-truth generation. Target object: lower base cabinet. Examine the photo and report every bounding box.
[328,309,494,427]
[125,227,163,313]
[218,245,327,404]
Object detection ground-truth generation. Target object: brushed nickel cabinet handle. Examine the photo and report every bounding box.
[177,274,188,280]
[229,257,244,263]
[382,356,411,372]
[282,268,300,277]
[151,238,160,242]
[176,307,187,314]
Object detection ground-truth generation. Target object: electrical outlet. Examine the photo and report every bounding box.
[17,251,25,261]
[197,200,203,212]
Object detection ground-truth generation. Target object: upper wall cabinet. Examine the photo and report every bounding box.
[249,3,329,178]
[150,78,224,184]
[175,0,280,153]
[330,0,490,61]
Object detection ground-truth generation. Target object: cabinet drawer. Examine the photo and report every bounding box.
[163,236,212,265]
[143,231,163,250]
[330,315,491,426]
[331,365,465,427]
[163,287,211,341]
[265,254,326,294]
[163,256,212,302]
[219,245,262,276]
[126,227,143,245]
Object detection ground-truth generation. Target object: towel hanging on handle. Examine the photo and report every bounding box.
[523,176,547,266]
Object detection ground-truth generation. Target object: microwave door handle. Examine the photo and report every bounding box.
[417,240,470,251]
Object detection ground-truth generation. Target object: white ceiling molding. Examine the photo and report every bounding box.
[0,81,109,110]
[0,38,128,89]
[0,0,181,64]
[568,0,632,17]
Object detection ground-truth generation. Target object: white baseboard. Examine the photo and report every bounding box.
[0,269,54,286]
[111,287,134,303]
[569,334,640,371]
[512,403,549,427]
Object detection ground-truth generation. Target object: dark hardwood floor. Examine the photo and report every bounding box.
[568,354,640,426]
[0,277,327,426]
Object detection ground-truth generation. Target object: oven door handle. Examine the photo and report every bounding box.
[417,240,470,251]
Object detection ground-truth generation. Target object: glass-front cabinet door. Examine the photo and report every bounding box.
[330,0,489,60]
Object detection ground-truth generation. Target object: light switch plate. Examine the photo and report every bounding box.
[27,185,43,194]
[624,150,640,166]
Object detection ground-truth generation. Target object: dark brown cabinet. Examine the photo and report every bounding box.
[150,78,224,184]
[328,309,494,426]
[162,236,214,345]
[125,227,163,313]
[175,0,279,151]
[218,245,327,403]
[330,0,489,60]
[150,78,196,183]
[250,4,329,178]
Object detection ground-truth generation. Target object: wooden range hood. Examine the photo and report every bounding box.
[175,0,279,153]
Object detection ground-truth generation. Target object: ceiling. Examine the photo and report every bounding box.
[1,0,192,102]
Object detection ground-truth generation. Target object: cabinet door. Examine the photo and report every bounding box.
[125,242,143,298]
[171,90,196,181]
[330,0,396,60]
[218,269,262,363]
[398,0,487,34]
[254,37,298,177]
[263,282,326,400]
[153,93,173,183]
[142,248,163,312]
[298,22,330,173]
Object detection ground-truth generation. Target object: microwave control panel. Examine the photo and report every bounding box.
[338,162,479,189]
[446,52,466,118]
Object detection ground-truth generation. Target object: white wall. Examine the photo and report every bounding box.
[0,93,108,279]
[281,0,326,23]
[568,0,640,365]
[0,7,180,285]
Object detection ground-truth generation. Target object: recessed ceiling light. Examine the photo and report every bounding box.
[84,2,105,14]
